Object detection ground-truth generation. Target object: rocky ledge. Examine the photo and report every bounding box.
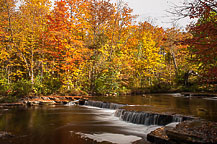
[0,96,90,107]
[147,120,217,144]
[22,96,89,106]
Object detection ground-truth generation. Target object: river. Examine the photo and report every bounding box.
[0,94,217,144]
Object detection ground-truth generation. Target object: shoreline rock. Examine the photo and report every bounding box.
[147,120,217,144]
[147,127,170,144]
[0,131,15,139]
[0,96,90,107]
[22,96,89,106]
[181,92,217,97]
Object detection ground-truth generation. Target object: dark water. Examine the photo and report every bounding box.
[0,94,217,144]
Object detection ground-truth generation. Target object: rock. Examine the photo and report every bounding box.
[79,99,86,105]
[49,96,60,101]
[147,127,170,144]
[28,96,40,100]
[0,131,15,139]
[20,95,90,106]
[85,100,126,109]
[197,108,207,112]
[147,122,179,144]
[74,96,82,100]
[166,120,217,144]
[64,101,75,106]
[41,96,50,100]
[58,96,66,100]
[147,120,217,144]
[39,100,56,105]
[65,96,75,100]
[26,100,40,106]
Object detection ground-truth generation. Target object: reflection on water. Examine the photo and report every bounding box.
[91,94,217,122]
[0,105,159,144]
[0,94,217,144]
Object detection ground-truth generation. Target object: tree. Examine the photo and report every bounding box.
[174,0,217,83]
[163,28,195,86]
[13,0,51,84]
[0,0,17,83]
[45,0,89,92]
[189,11,217,83]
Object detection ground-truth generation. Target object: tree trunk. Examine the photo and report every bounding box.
[171,51,178,75]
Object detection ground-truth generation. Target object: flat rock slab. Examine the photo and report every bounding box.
[147,127,170,144]
[147,120,217,144]
[166,120,217,144]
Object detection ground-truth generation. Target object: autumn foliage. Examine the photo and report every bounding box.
[0,0,216,97]
[180,0,217,83]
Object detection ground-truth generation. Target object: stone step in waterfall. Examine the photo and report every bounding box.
[84,100,126,109]
[115,109,194,126]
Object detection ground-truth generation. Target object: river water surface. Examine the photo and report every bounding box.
[0,94,217,144]
[0,105,160,144]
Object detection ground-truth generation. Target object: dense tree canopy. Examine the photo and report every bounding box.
[0,0,216,97]
[175,0,217,83]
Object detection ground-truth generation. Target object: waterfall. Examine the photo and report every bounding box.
[84,100,126,109]
[115,109,193,126]
[84,100,193,126]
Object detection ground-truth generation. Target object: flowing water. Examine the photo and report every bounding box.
[0,94,217,144]
[0,105,159,144]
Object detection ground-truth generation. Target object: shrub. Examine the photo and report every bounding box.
[12,79,32,97]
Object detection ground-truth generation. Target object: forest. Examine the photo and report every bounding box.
[0,0,216,101]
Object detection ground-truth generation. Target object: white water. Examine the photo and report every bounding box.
[78,105,161,143]
[75,132,142,144]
